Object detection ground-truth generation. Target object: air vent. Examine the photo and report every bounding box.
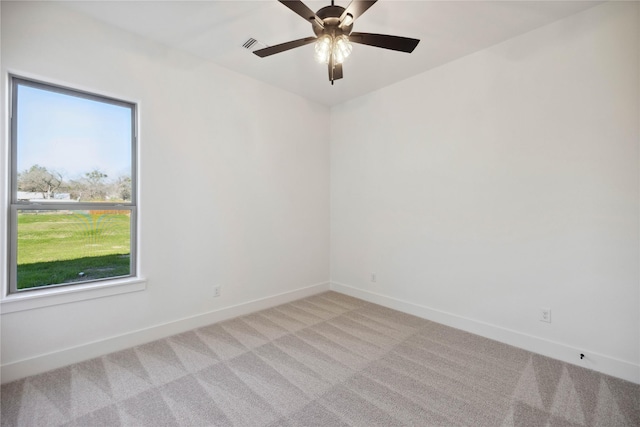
[242,37,268,52]
[242,38,258,49]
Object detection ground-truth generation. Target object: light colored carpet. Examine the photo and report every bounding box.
[1,291,638,426]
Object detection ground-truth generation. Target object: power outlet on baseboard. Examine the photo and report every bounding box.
[213,285,221,298]
[371,273,377,283]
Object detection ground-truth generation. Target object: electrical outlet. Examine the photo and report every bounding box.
[213,285,221,298]
[540,307,551,323]
[371,273,377,282]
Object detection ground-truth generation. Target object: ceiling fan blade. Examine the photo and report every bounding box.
[328,54,334,83]
[340,1,377,24]
[253,36,317,58]
[349,32,420,53]
[333,63,344,80]
[328,55,343,84]
[279,0,324,27]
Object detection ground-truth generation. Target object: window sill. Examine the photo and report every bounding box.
[0,277,146,314]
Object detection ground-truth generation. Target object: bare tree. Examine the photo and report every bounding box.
[62,178,85,201]
[82,169,109,201]
[17,165,63,199]
[112,175,132,201]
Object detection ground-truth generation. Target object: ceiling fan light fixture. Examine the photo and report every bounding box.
[315,34,352,65]
[333,35,352,64]
[314,35,332,63]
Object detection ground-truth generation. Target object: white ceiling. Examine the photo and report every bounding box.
[62,0,603,107]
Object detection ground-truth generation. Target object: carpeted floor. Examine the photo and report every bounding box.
[1,291,638,426]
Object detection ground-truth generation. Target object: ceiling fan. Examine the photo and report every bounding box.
[253,0,420,85]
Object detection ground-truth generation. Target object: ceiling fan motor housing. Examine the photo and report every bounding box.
[312,5,353,37]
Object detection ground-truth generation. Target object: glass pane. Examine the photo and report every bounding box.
[16,83,133,202]
[16,209,131,290]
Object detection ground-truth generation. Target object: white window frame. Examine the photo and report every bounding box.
[1,74,145,313]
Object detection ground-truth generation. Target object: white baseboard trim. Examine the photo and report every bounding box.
[1,281,330,384]
[331,281,640,384]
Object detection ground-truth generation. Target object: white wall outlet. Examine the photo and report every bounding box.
[213,285,221,298]
[371,273,377,282]
[540,307,551,323]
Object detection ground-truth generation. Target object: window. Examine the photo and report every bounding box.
[7,76,137,294]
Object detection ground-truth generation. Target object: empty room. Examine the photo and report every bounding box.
[1,0,638,426]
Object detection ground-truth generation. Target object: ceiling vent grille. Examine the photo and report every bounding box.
[242,38,258,49]
[242,37,268,52]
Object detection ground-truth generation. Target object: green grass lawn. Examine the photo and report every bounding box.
[17,211,131,289]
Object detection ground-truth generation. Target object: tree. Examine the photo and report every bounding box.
[112,175,132,201]
[82,169,109,201]
[62,178,85,201]
[17,165,63,199]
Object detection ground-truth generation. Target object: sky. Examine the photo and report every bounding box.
[16,84,133,181]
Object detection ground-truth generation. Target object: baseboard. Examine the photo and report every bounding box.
[1,281,330,384]
[330,281,640,384]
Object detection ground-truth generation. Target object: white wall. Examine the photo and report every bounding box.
[331,1,639,382]
[0,1,329,380]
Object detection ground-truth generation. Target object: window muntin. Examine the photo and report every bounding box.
[8,76,137,293]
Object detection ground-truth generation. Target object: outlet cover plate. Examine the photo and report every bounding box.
[540,307,551,323]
